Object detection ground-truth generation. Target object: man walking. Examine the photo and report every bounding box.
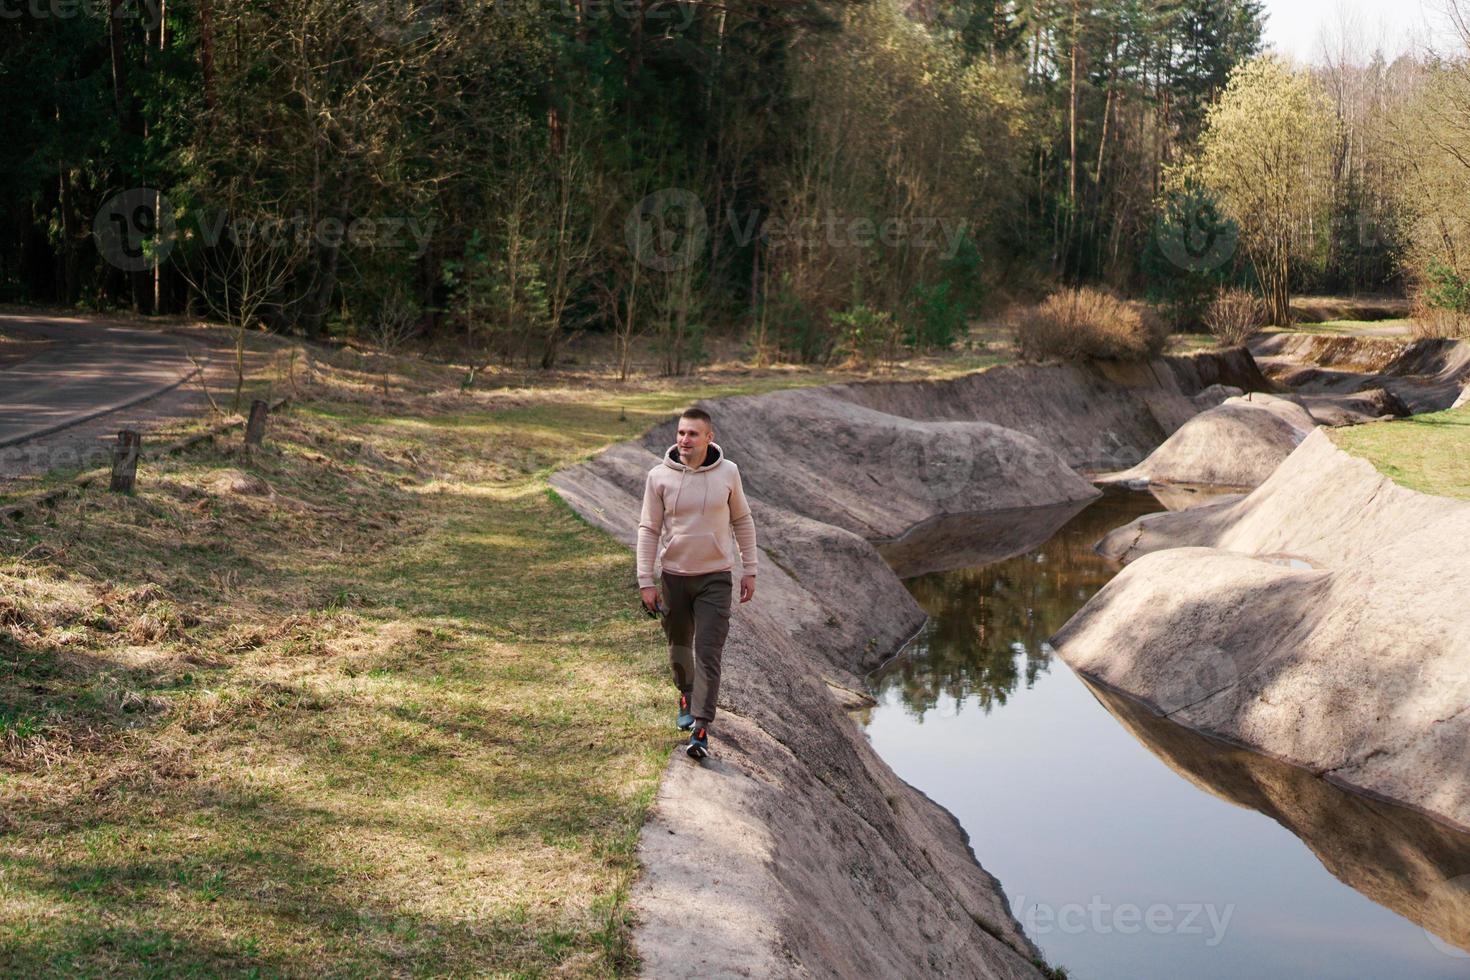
[638,407,758,760]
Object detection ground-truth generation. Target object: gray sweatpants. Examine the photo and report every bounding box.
[661,570,732,725]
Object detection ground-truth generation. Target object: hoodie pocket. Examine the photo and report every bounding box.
[662,532,728,570]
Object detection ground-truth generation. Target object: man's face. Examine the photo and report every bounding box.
[676,417,713,461]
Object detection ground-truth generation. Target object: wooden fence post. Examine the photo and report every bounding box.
[109,430,141,494]
[245,399,269,449]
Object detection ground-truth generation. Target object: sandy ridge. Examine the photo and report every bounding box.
[1057,429,1470,832]
[551,350,1262,977]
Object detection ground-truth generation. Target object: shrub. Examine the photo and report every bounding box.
[904,281,967,352]
[1204,288,1266,347]
[1142,183,1240,331]
[1411,303,1469,340]
[1413,262,1470,339]
[1010,287,1169,362]
[1423,259,1470,315]
[831,304,904,371]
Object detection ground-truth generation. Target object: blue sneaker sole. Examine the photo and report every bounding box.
[678,717,695,731]
[686,742,708,760]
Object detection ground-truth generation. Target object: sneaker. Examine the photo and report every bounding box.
[676,692,695,731]
[686,726,709,760]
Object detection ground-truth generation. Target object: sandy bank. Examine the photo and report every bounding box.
[1097,393,1315,490]
[551,350,1262,977]
[1251,333,1470,413]
[1056,429,1470,832]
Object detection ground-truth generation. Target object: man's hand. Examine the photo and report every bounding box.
[640,586,659,612]
[740,575,756,603]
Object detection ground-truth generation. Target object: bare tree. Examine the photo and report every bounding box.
[179,193,309,412]
[367,286,421,395]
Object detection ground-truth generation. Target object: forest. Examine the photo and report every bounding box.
[3,0,1469,372]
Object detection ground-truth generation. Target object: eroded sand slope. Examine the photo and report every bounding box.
[1056,429,1470,831]
[551,351,1260,977]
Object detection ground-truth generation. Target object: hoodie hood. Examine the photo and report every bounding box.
[664,442,723,472]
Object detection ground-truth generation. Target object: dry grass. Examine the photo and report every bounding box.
[1258,318,1415,338]
[1204,288,1266,347]
[1410,305,1470,340]
[1009,287,1169,362]
[0,330,1016,976]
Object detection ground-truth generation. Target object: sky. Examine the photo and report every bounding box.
[1261,0,1440,63]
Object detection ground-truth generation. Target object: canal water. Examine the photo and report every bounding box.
[860,491,1470,980]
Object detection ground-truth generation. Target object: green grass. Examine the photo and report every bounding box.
[1331,405,1470,500]
[1164,333,1218,354]
[0,340,1015,976]
[1261,318,1415,337]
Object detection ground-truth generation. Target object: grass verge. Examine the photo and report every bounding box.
[1330,405,1470,500]
[0,337,1007,976]
[1259,318,1415,337]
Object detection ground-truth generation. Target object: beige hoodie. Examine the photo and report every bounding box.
[637,443,758,588]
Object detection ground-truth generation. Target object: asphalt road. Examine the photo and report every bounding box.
[0,314,197,448]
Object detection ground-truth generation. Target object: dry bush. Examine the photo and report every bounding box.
[1205,288,1267,346]
[1010,287,1169,362]
[1411,303,1469,340]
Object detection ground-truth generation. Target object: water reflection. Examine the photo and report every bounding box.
[862,490,1470,977]
[869,491,1161,719]
[1087,679,1470,958]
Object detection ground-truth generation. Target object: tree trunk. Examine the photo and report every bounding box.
[1068,0,1079,206]
[108,0,127,119]
[199,0,215,110]
[299,228,343,339]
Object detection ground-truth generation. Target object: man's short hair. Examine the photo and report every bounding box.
[680,407,713,429]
